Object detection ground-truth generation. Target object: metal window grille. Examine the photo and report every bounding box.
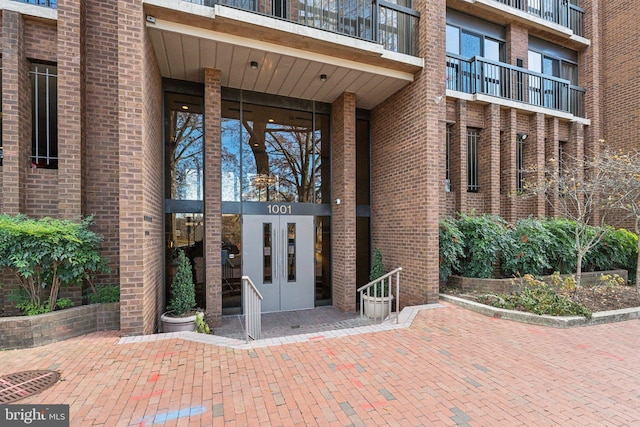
[30,64,58,169]
[466,128,479,192]
[445,124,451,192]
[516,136,524,191]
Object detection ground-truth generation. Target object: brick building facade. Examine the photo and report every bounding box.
[0,0,634,335]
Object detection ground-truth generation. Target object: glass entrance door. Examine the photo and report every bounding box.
[242,215,314,312]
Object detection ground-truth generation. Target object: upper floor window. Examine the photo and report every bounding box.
[446,24,504,62]
[30,63,58,169]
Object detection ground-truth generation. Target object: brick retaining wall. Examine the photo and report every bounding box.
[0,302,120,350]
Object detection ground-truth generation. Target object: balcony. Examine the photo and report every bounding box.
[446,54,585,118]
[495,0,584,36]
[185,0,419,56]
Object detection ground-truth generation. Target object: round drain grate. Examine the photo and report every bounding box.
[0,370,60,404]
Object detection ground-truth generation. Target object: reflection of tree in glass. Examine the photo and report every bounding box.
[168,111,203,200]
[243,118,321,203]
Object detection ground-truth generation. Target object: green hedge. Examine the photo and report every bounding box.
[439,213,638,282]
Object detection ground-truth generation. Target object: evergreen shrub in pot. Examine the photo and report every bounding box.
[161,250,198,332]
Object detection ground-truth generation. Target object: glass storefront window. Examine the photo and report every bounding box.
[164,93,204,201]
[222,214,242,313]
[165,213,205,308]
[221,97,330,204]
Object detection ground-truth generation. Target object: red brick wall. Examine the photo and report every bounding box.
[331,92,357,312]
[25,169,59,216]
[84,0,121,285]
[117,0,148,335]
[204,68,223,326]
[369,0,444,306]
[600,1,639,231]
[24,18,56,61]
[141,27,163,335]
[57,0,85,218]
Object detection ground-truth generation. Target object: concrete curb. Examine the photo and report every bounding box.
[118,303,445,349]
[440,294,640,328]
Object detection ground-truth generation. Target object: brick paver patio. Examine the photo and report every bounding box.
[1,302,639,426]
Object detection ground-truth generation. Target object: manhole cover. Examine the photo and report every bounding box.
[0,370,60,404]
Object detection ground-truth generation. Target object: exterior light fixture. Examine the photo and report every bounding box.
[320,74,327,82]
[181,105,189,111]
[517,132,529,141]
[250,61,258,70]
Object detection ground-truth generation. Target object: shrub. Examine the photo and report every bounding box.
[478,274,592,318]
[85,285,120,304]
[438,216,465,282]
[590,228,637,282]
[0,215,110,313]
[541,218,578,274]
[167,250,196,316]
[368,248,388,297]
[456,213,508,278]
[500,217,553,277]
[195,312,210,334]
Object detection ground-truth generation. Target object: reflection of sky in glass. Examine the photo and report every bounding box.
[221,102,326,203]
[222,118,242,201]
[172,111,203,201]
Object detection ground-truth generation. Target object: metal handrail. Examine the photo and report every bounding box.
[446,54,586,117]
[242,275,263,343]
[357,267,402,324]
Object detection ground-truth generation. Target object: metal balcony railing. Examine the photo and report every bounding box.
[446,54,585,118]
[186,0,419,56]
[14,0,57,7]
[495,0,585,37]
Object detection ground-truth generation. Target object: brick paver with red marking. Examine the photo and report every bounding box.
[1,303,639,426]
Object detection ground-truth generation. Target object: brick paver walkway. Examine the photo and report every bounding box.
[1,303,639,426]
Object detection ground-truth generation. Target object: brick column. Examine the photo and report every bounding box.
[203,68,222,326]
[2,11,29,215]
[451,99,467,213]
[545,118,560,217]
[501,110,517,222]
[527,113,546,217]
[118,0,146,335]
[480,103,500,215]
[331,92,357,312]
[2,11,30,316]
[57,0,85,218]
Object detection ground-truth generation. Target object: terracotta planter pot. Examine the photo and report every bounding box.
[161,312,197,332]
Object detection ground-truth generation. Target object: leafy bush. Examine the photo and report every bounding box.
[438,217,465,282]
[85,285,120,304]
[0,215,110,313]
[541,218,578,274]
[167,250,196,316]
[9,289,74,316]
[589,228,637,282]
[456,213,508,278]
[500,217,553,277]
[195,312,210,334]
[478,274,592,318]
